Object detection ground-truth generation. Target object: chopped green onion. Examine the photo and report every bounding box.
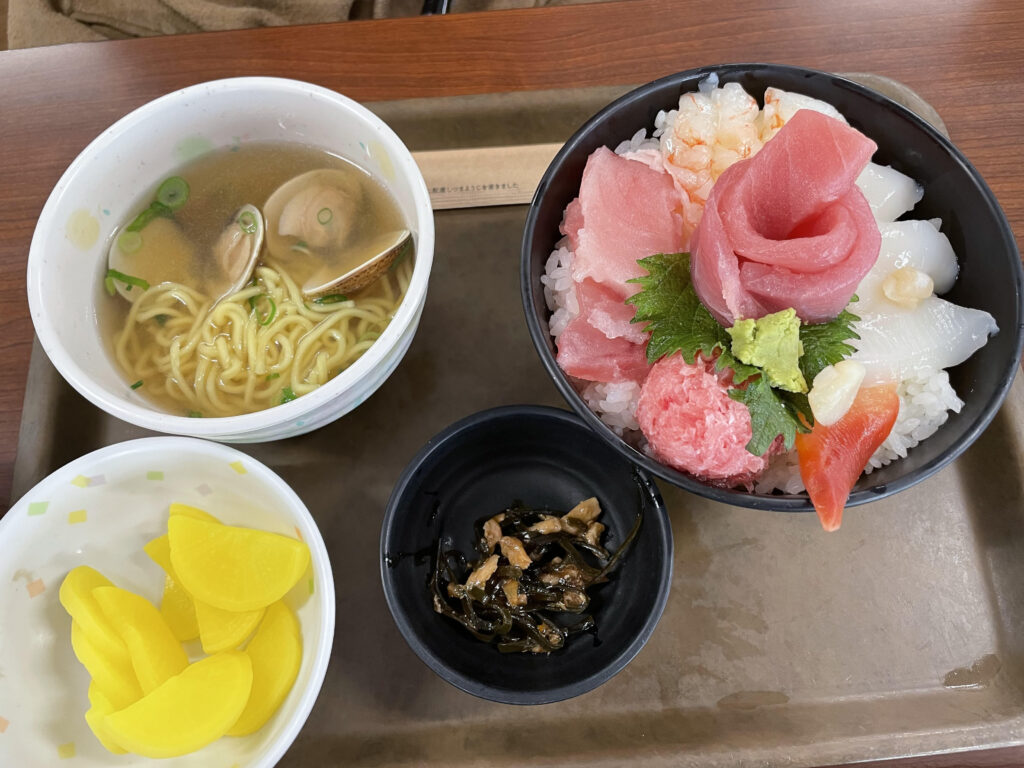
[126,201,173,232]
[313,294,349,305]
[117,230,142,254]
[154,314,169,326]
[238,209,259,235]
[317,207,333,225]
[248,293,277,325]
[106,269,150,292]
[156,176,190,211]
[280,387,297,404]
[295,240,308,249]
[104,276,116,296]
[130,380,143,390]
[266,372,280,381]
[259,297,277,326]
[187,410,203,418]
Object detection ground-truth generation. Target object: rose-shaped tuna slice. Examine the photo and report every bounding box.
[691,110,881,325]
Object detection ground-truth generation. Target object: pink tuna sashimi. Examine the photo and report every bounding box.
[571,147,685,296]
[691,110,881,326]
[576,279,647,344]
[636,354,771,485]
[556,314,649,383]
[560,198,584,253]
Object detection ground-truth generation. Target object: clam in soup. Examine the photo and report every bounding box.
[102,142,413,417]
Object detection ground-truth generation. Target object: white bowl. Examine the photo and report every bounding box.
[26,77,434,442]
[0,437,334,767]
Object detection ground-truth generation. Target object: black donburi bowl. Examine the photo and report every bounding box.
[522,63,1024,512]
[379,405,672,704]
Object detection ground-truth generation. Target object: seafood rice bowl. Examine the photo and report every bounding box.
[523,64,1023,529]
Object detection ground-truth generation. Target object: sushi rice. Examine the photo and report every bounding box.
[542,80,975,494]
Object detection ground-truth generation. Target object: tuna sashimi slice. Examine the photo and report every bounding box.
[572,147,685,296]
[560,198,584,253]
[576,279,647,344]
[796,383,899,531]
[556,314,649,383]
[692,110,881,325]
[636,354,770,485]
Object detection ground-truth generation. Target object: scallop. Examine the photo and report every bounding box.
[855,219,959,310]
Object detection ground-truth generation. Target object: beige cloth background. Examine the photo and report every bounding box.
[5,0,601,49]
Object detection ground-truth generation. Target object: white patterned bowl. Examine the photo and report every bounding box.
[0,437,334,767]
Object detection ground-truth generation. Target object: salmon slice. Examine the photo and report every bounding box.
[795,383,899,531]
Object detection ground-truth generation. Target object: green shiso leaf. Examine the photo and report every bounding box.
[728,377,812,455]
[626,252,758,384]
[798,300,861,385]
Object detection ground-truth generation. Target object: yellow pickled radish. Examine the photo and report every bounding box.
[146,534,200,642]
[169,502,221,524]
[144,534,174,575]
[169,517,310,612]
[59,566,130,664]
[70,620,143,710]
[93,586,188,694]
[227,601,302,736]
[104,651,254,759]
[195,600,265,654]
[160,574,199,642]
[85,682,128,755]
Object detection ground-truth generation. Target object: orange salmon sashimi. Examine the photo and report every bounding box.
[795,383,899,532]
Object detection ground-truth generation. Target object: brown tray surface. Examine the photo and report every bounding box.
[10,79,1024,768]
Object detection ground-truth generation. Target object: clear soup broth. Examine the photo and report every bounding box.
[100,142,414,418]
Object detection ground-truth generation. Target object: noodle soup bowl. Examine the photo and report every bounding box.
[27,77,434,442]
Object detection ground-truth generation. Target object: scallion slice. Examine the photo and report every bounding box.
[266,372,280,381]
[317,207,333,225]
[248,293,277,325]
[117,230,142,254]
[280,387,297,404]
[126,201,173,233]
[238,209,258,234]
[313,294,348,305]
[187,410,203,418]
[156,176,190,211]
[106,269,150,292]
[259,297,277,326]
[130,380,143,390]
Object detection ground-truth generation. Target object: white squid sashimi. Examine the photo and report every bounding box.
[758,87,848,141]
[851,296,998,385]
[855,163,923,222]
[855,220,959,309]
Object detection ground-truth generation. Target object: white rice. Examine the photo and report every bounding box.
[540,243,578,340]
[580,380,643,435]
[865,368,963,472]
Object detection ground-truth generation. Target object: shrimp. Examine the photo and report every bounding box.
[660,83,762,200]
[658,82,762,239]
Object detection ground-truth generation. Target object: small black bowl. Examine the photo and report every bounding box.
[379,405,673,704]
[521,63,1024,512]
